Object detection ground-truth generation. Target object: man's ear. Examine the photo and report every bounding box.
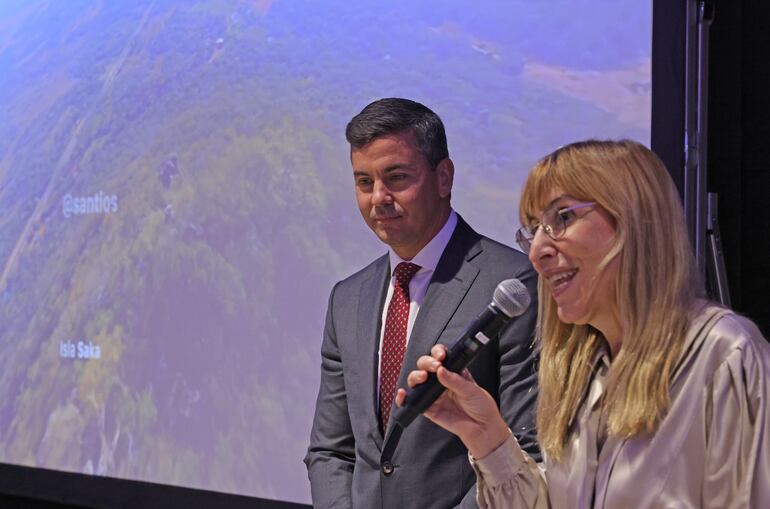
[436,158,454,199]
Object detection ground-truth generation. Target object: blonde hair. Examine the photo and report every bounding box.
[520,140,701,460]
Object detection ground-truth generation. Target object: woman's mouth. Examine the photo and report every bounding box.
[548,269,578,297]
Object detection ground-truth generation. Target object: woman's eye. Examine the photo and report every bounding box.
[557,209,576,223]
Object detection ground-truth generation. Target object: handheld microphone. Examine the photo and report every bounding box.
[392,278,531,428]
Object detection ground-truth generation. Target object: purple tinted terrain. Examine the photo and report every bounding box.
[0,0,650,503]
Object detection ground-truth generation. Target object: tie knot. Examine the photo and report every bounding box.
[393,262,421,287]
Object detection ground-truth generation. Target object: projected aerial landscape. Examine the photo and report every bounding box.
[0,0,650,503]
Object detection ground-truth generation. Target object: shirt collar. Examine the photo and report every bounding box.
[388,210,458,275]
[592,340,612,372]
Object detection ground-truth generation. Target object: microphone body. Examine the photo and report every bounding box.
[392,278,530,429]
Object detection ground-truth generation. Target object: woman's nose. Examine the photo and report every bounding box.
[528,226,556,266]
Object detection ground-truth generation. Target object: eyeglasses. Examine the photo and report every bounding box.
[515,201,596,253]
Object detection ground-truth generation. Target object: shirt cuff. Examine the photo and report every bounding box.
[469,432,530,489]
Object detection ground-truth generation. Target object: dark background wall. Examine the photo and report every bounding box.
[1,1,766,507]
[708,0,770,336]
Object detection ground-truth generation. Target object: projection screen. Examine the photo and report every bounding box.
[0,0,650,504]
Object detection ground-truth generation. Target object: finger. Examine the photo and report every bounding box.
[395,388,406,407]
[406,369,428,388]
[436,366,478,397]
[416,355,441,372]
[430,344,447,361]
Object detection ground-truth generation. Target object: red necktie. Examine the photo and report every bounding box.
[379,261,421,431]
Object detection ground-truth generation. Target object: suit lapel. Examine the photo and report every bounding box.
[383,218,483,445]
[357,254,389,450]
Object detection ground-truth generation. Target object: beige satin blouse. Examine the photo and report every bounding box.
[472,305,770,508]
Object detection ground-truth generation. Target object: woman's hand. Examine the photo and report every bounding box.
[395,344,512,459]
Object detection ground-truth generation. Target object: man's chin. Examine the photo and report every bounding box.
[375,230,399,246]
[373,228,408,250]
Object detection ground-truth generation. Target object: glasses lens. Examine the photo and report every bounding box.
[542,207,565,239]
[515,227,532,253]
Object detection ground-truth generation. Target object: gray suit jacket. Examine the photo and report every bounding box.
[305,216,540,508]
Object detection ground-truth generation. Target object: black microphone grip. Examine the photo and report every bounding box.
[393,303,511,428]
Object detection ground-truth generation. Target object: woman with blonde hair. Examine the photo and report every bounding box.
[397,139,770,508]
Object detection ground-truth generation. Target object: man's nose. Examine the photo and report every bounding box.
[371,180,393,206]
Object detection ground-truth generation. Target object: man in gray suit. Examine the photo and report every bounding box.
[304,98,539,508]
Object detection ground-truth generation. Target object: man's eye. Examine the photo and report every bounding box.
[389,173,407,181]
[356,178,372,187]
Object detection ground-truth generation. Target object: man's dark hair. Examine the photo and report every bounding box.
[345,98,449,169]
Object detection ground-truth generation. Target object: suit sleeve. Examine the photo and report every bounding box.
[496,261,541,462]
[304,284,355,508]
[454,259,541,509]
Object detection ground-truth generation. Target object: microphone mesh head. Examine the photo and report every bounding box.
[493,279,531,318]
